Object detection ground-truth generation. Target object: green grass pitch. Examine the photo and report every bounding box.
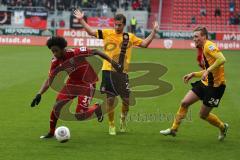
[0,46,239,160]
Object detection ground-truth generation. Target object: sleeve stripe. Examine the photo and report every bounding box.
[98,30,103,39]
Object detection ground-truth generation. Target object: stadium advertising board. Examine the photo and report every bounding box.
[0,35,46,45]
[216,32,240,41]
[0,35,103,47]
[56,29,92,38]
[24,11,48,29]
[0,11,11,25]
[87,17,114,27]
[149,39,240,50]
[1,28,53,36]
[0,35,239,50]
[146,31,216,40]
[158,31,193,39]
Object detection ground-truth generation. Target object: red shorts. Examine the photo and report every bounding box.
[56,83,96,112]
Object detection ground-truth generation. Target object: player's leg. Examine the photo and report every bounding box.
[41,84,75,139]
[199,104,223,128]
[100,71,118,135]
[40,99,71,139]
[107,94,117,135]
[118,72,130,133]
[75,96,103,122]
[200,84,228,141]
[199,104,228,141]
[120,97,129,132]
[160,90,200,136]
[74,84,103,121]
[172,90,200,131]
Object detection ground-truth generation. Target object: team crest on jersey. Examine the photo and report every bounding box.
[123,34,129,40]
[208,45,215,51]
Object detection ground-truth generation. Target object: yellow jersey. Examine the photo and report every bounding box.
[96,29,143,73]
[202,40,225,87]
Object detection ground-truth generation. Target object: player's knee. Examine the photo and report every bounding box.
[122,105,129,112]
[122,98,129,107]
[180,100,190,108]
[107,97,115,106]
[199,112,208,119]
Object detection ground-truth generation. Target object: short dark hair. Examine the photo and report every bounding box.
[114,14,126,25]
[46,36,67,49]
[193,26,208,39]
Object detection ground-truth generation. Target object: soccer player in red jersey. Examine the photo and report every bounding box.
[30,36,120,139]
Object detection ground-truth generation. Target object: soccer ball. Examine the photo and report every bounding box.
[54,126,70,143]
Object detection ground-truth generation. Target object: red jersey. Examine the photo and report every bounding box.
[49,47,98,85]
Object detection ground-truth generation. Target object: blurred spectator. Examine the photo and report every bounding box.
[121,1,129,11]
[46,0,54,10]
[191,16,196,24]
[238,12,240,24]
[229,0,235,13]
[111,3,117,16]
[130,16,137,33]
[1,0,149,13]
[82,0,88,8]
[234,13,239,25]
[214,6,221,17]
[57,0,64,11]
[138,0,144,10]
[229,14,235,25]
[59,20,65,28]
[200,5,206,16]
[135,26,144,38]
[132,0,140,10]
[51,19,55,27]
[102,3,108,17]
[90,0,98,8]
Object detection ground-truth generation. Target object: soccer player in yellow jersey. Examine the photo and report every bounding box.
[160,27,228,141]
[73,9,159,135]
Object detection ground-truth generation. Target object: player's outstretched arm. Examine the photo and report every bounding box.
[139,21,159,48]
[92,49,121,72]
[73,9,97,37]
[31,77,53,107]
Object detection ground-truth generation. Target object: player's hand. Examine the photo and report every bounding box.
[73,9,84,20]
[201,70,209,81]
[31,94,41,107]
[183,73,194,84]
[153,21,159,32]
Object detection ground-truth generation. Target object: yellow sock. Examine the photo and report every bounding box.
[205,113,224,130]
[121,104,129,121]
[171,106,188,131]
[107,103,114,126]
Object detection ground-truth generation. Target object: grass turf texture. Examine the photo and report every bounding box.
[0,46,239,160]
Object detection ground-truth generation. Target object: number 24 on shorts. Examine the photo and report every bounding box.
[208,98,220,106]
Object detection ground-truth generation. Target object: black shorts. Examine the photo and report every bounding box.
[191,80,226,107]
[100,70,130,98]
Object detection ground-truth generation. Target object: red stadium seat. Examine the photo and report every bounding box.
[159,0,240,32]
